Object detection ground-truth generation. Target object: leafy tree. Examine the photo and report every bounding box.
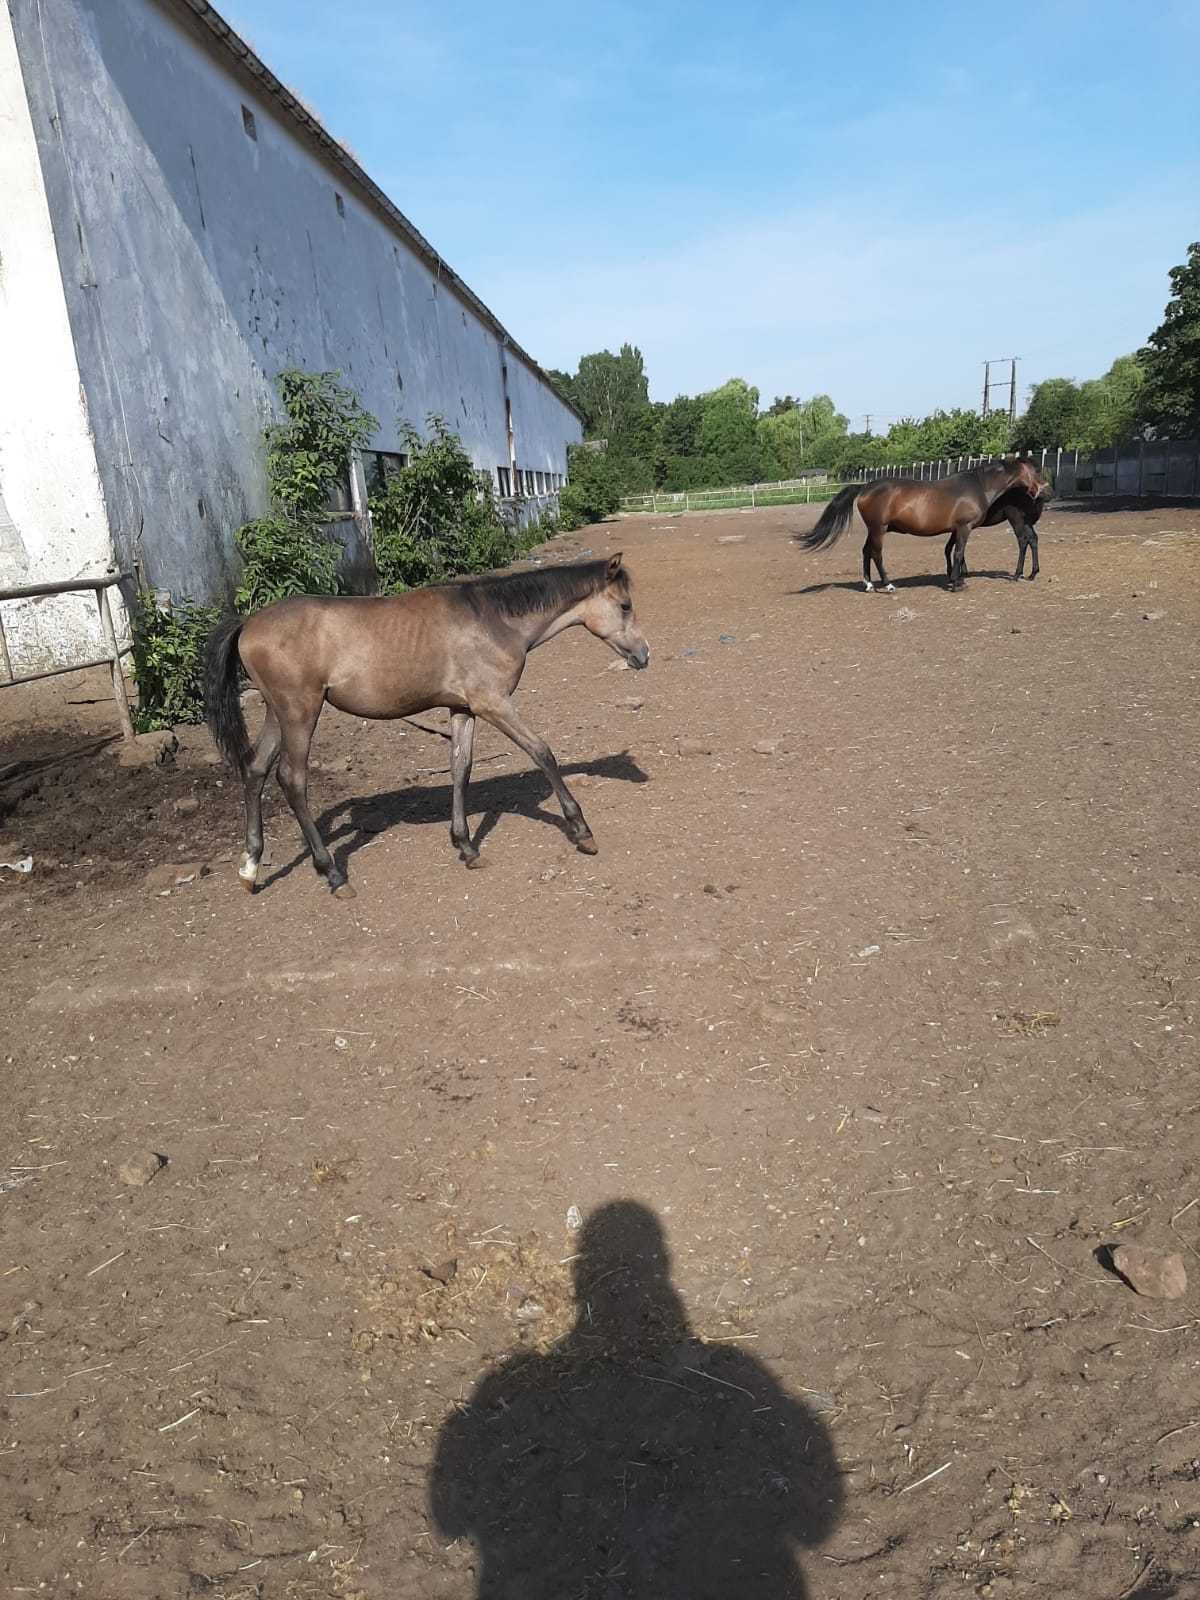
[572,344,651,444]
[659,395,705,459]
[546,368,582,414]
[1137,242,1200,438]
[699,378,763,482]
[1012,379,1083,451]
[758,394,849,475]
[1013,358,1144,451]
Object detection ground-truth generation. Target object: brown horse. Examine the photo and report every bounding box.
[203,554,649,897]
[945,480,1050,583]
[795,459,1046,591]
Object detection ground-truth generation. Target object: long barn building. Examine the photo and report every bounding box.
[0,0,582,674]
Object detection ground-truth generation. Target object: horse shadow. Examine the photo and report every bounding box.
[788,568,1016,597]
[430,1200,845,1599]
[257,749,649,889]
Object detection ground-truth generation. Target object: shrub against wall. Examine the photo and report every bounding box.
[234,369,377,610]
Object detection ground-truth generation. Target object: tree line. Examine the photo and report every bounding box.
[550,240,1200,498]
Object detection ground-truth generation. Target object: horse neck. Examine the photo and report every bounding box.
[524,594,591,651]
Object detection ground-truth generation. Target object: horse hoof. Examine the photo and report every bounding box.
[332,882,357,900]
[464,854,486,870]
[883,583,896,593]
[863,581,875,593]
[239,873,257,894]
[238,854,259,891]
[575,834,599,856]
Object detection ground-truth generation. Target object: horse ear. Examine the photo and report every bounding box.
[606,553,623,580]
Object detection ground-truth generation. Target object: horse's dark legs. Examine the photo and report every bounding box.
[476,697,596,854]
[861,527,894,592]
[274,699,353,896]
[238,709,282,891]
[948,525,970,590]
[1007,509,1040,579]
[448,711,481,867]
[944,532,971,582]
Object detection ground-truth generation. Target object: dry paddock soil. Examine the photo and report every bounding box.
[1,501,1199,1600]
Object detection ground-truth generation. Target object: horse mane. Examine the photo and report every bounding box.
[453,557,629,621]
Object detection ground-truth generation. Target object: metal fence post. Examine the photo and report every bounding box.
[96,584,135,741]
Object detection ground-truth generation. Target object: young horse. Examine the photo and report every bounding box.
[795,459,1046,591]
[944,481,1049,584]
[204,554,649,898]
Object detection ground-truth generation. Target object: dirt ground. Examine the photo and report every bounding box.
[2,500,1199,1600]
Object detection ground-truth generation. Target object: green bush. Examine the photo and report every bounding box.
[370,416,529,591]
[559,445,621,529]
[234,514,342,611]
[129,591,222,732]
[233,369,377,609]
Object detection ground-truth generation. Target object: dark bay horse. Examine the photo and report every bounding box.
[795,459,1046,591]
[945,481,1049,584]
[204,554,649,897]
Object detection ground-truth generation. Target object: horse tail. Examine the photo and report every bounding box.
[793,483,862,551]
[204,613,252,778]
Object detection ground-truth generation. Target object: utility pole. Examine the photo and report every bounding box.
[982,358,1019,421]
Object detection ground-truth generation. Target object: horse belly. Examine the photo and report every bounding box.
[327,673,456,721]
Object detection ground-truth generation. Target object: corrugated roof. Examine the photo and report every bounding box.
[168,0,583,422]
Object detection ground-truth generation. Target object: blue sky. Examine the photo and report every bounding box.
[225,0,1199,422]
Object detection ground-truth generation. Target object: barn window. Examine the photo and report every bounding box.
[241,105,257,140]
[323,466,354,516]
[497,466,511,496]
[335,191,345,217]
[362,450,407,494]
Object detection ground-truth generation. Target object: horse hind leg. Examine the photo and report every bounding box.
[239,708,282,891]
[274,697,353,897]
[448,711,482,867]
[864,528,894,593]
[949,524,970,591]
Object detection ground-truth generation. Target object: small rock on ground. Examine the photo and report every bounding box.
[118,1151,167,1187]
[117,731,178,769]
[173,795,201,816]
[716,534,747,544]
[620,696,645,710]
[677,739,714,757]
[1142,609,1168,621]
[752,738,783,755]
[143,860,210,890]
[1111,1244,1188,1299]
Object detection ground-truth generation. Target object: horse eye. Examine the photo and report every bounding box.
[621,601,632,614]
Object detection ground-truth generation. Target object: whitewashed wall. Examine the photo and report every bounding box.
[6,0,581,643]
[0,7,116,675]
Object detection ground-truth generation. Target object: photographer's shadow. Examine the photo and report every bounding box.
[431,1201,843,1598]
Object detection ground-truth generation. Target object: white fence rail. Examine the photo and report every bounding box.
[855,441,1200,497]
[621,477,835,514]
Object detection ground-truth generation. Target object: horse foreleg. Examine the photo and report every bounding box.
[475,697,596,854]
[239,708,282,891]
[1026,527,1040,580]
[944,534,955,584]
[448,711,481,866]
